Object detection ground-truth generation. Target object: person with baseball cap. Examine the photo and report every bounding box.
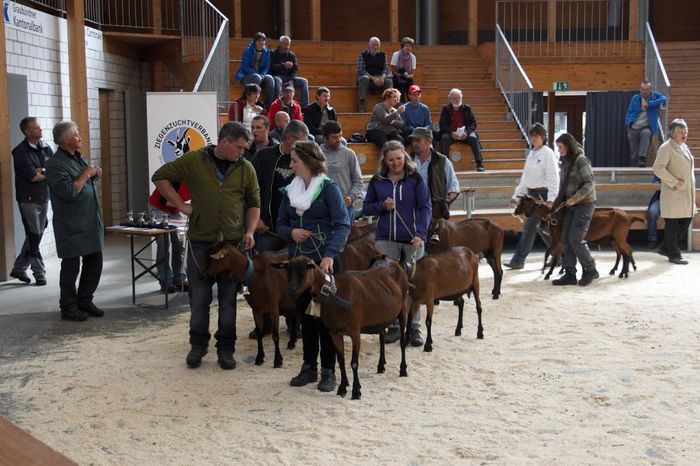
[268,81,303,131]
[402,84,433,143]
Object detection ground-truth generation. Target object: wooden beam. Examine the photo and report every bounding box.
[0,416,77,465]
[547,92,556,147]
[233,0,242,38]
[468,0,478,46]
[0,21,14,280]
[311,0,321,41]
[389,0,399,43]
[99,91,112,226]
[66,0,90,158]
[629,0,638,42]
[153,0,162,35]
[548,0,556,43]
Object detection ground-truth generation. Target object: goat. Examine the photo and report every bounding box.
[243,249,298,368]
[340,232,382,271]
[166,128,191,157]
[408,246,483,352]
[274,256,409,400]
[514,196,645,279]
[426,218,505,299]
[347,219,377,242]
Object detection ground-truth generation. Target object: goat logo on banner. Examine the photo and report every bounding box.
[155,120,212,164]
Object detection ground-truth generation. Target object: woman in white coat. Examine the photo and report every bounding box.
[653,119,696,264]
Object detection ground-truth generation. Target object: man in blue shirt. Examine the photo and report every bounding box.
[402,85,433,142]
[625,81,667,167]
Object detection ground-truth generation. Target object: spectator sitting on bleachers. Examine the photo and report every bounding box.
[229,83,264,131]
[303,86,345,146]
[625,80,667,168]
[268,82,303,131]
[270,36,310,109]
[244,115,275,160]
[390,37,416,103]
[365,88,405,149]
[439,88,485,172]
[234,32,280,109]
[356,37,393,113]
[270,111,314,144]
[647,175,662,249]
[402,84,432,143]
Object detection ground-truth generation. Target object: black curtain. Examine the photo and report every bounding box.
[532,92,544,129]
[585,91,636,167]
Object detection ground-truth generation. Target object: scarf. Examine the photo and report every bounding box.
[286,175,329,216]
[396,52,413,73]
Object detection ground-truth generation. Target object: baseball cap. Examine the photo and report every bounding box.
[408,85,422,94]
[283,82,295,92]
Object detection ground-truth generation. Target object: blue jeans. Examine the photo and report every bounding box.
[240,74,278,108]
[510,215,552,265]
[187,242,239,351]
[561,203,596,273]
[375,240,423,327]
[274,76,309,108]
[647,199,661,242]
[150,208,186,285]
[13,201,48,277]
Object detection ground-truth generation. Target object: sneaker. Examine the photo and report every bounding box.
[160,282,176,293]
[409,326,424,347]
[10,270,30,284]
[78,301,104,317]
[35,275,47,286]
[217,350,236,370]
[656,246,669,257]
[289,363,318,387]
[669,256,688,265]
[578,268,600,286]
[552,271,578,286]
[186,346,208,368]
[476,165,485,172]
[505,261,524,270]
[384,326,401,344]
[638,158,647,168]
[317,368,336,392]
[60,307,88,322]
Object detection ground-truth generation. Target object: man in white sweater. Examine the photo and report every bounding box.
[320,121,364,222]
[506,123,560,269]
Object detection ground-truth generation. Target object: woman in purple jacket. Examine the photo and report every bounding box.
[362,140,432,346]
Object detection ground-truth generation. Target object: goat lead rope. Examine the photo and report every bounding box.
[545,201,567,226]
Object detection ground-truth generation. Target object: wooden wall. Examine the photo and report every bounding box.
[650,0,700,41]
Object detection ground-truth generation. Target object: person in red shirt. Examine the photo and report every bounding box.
[438,88,485,172]
[148,182,191,293]
[268,82,303,130]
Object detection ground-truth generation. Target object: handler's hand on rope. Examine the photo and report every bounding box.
[320,257,334,274]
[292,228,312,243]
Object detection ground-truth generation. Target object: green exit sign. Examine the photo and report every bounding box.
[553,81,569,91]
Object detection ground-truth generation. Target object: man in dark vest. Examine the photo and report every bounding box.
[10,117,53,285]
[410,126,460,220]
[356,37,393,112]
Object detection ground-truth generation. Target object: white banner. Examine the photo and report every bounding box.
[146,92,218,188]
[3,0,65,41]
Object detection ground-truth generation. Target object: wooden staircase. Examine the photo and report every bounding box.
[228,39,528,174]
[658,42,700,250]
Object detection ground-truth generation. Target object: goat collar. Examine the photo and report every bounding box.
[313,272,351,308]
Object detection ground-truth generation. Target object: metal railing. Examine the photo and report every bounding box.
[644,22,671,132]
[183,0,229,104]
[496,0,643,59]
[83,0,180,33]
[26,0,66,13]
[495,24,534,143]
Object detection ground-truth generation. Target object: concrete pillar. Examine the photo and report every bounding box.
[418,0,439,45]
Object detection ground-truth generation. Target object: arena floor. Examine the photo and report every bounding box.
[1,236,699,465]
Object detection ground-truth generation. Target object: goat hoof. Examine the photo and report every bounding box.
[423,344,433,352]
[491,293,500,300]
[273,359,283,368]
[609,270,615,276]
[455,329,462,336]
[377,365,385,374]
[400,369,408,377]
[255,357,264,366]
[477,332,484,340]
[337,387,347,397]
[287,342,296,350]
[351,391,362,400]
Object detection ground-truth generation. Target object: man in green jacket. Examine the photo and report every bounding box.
[46,120,104,322]
[153,122,261,370]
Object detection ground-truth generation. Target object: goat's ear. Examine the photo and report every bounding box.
[210,251,225,260]
[270,261,288,269]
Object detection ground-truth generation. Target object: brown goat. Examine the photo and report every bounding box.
[426,218,505,299]
[340,232,382,271]
[244,250,298,368]
[515,196,645,279]
[408,246,483,352]
[347,219,377,242]
[274,256,409,400]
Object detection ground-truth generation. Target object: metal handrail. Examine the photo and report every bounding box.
[495,24,534,144]
[183,0,229,104]
[644,22,671,132]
